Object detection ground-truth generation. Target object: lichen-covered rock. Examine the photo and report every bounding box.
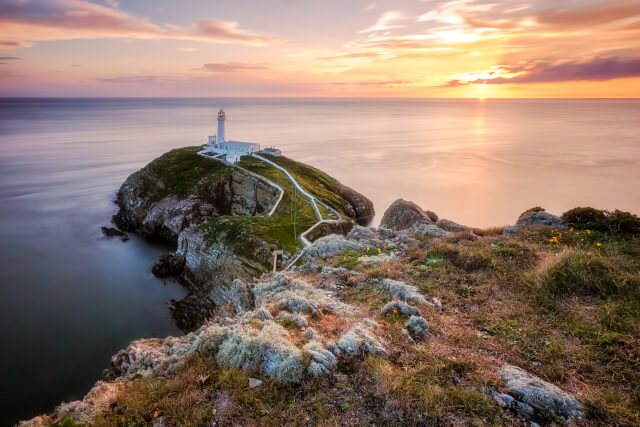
[337,322,387,358]
[215,321,306,384]
[436,218,468,232]
[304,341,337,376]
[54,380,125,425]
[499,364,583,420]
[381,278,430,306]
[276,312,308,329]
[516,209,568,229]
[415,224,451,238]
[380,199,434,231]
[405,316,429,340]
[381,300,422,317]
[502,225,519,236]
[209,278,255,313]
[302,234,363,262]
[254,273,351,317]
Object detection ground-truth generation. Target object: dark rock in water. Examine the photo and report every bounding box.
[101,226,129,241]
[168,293,214,332]
[152,254,185,278]
[380,199,434,231]
[516,209,568,229]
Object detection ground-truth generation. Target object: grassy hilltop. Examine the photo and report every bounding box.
[56,204,639,426]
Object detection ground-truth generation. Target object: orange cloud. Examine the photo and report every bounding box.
[0,0,282,46]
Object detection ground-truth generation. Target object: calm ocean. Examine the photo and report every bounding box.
[1,98,639,423]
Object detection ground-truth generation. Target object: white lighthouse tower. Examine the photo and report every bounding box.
[202,108,265,164]
[217,108,226,144]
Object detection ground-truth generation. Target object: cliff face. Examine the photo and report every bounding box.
[111,146,374,330]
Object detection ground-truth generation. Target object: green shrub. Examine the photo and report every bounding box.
[53,417,82,427]
[608,210,640,236]
[562,207,609,231]
[562,207,640,236]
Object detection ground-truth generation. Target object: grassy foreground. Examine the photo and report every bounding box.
[74,207,639,426]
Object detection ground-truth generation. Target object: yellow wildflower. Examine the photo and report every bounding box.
[343,256,347,261]
[393,309,398,314]
[378,248,381,253]
[366,247,370,251]
[570,228,574,231]
[587,230,591,235]
[597,242,602,247]
[580,238,584,242]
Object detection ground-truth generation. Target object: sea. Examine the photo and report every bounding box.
[0,98,639,424]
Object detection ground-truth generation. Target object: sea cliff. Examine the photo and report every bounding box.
[20,148,640,426]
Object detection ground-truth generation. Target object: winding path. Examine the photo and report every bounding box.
[199,148,345,270]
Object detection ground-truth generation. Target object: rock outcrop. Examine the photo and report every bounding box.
[109,147,375,331]
[516,208,568,229]
[380,199,434,231]
[497,364,583,421]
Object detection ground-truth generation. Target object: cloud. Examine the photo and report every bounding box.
[319,52,381,61]
[200,62,269,73]
[97,74,189,83]
[330,80,411,87]
[0,56,20,60]
[0,0,281,46]
[446,56,640,86]
[359,11,405,34]
[536,0,640,29]
[192,19,273,45]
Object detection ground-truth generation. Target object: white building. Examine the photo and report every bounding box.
[262,147,282,157]
[204,109,261,164]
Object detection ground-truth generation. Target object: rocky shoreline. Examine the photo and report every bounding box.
[21,148,640,426]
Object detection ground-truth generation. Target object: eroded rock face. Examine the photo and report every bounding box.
[380,199,434,231]
[113,167,280,243]
[499,364,583,420]
[516,210,568,229]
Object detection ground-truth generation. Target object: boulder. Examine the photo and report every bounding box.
[516,209,568,229]
[380,199,434,231]
[381,278,431,306]
[436,218,468,232]
[101,226,129,241]
[337,322,387,358]
[415,224,451,238]
[381,300,421,317]
[499,364,583,420]
[405,316,429,340]
[502,225,519,236]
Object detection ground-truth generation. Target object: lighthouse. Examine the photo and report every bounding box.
[217,108,226,144]
[203,109,268,164]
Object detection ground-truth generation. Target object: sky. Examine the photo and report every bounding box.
[1,0,640,97]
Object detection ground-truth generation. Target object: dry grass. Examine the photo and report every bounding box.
[86,226,640,425]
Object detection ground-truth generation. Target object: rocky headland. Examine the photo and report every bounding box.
[22,148,640,426]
